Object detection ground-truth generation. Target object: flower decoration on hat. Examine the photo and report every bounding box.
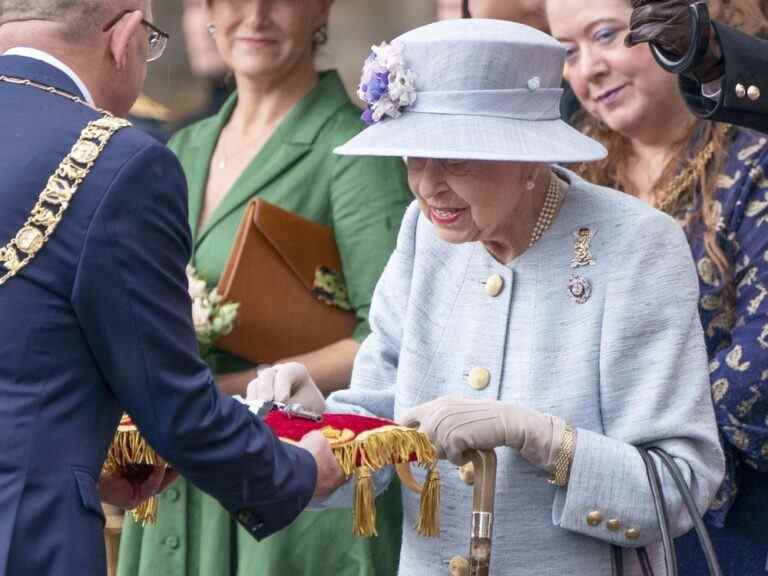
[357,42,417,125]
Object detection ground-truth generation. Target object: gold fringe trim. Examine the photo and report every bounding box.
[102,419,441,535]
[328,425,440,539]
[103,417,165,525]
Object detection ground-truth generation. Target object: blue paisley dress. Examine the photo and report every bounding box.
[675,127,768,574]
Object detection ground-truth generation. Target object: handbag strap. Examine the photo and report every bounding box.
[648,448,722,576]
[639,447,677,576]
[613,447,722,576]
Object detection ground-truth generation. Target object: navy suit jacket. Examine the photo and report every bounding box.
[0,56,316,575]
[680,22,768,134]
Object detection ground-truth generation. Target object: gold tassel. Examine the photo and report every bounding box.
[325,425,440,539]
[102,415,165,525]
[416,464,440,538]
[353,467,377,537]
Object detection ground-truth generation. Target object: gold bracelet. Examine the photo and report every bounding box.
[549,425,577,487]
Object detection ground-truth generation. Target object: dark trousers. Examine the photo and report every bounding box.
[677,466,768,575]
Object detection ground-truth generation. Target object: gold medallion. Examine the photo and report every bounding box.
[15,226,44,254]
[70,140,100,164]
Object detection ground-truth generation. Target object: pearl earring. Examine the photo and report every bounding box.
[207,24,216,36]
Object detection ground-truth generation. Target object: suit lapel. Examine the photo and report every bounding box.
[195,71,350,247]
[182,97,236,247]
[195,132,312,247]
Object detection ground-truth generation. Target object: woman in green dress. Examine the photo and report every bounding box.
[117,0,412,574]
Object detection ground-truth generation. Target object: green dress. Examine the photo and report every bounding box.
[117,71,412,576]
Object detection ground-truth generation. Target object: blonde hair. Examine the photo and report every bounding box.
[572,0,767,307]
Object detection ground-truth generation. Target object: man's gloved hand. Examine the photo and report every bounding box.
[625,0,724,82]
[246,362,326,414]
[399,397,566,469]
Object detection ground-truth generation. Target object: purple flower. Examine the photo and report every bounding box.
[361,71,389,104]
[355,41,416,125]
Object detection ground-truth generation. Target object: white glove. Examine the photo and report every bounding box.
[399,396,566,468]
[246,362,326,414]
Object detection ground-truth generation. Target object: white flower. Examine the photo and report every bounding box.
[388,67,417,106]
[371,42,404,70]
[208,288,223,305]
[372,98,399,121]
[186,265,208,299]
[191,298,212,330]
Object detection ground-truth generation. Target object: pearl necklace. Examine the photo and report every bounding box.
[529,172,565,248]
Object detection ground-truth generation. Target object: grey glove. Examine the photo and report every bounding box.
[246,362,326,414]
[399,397,567,469]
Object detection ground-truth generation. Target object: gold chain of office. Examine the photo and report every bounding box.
[0,75,131,286]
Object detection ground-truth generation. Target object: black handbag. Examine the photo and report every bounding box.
[612,447,722,576]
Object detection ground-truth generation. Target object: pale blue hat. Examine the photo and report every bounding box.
[335,19,606,163]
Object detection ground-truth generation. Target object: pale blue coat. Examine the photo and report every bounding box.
[326,168,725,575]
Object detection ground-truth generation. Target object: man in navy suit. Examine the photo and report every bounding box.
[626,0,768,134]
[0,1,343,574]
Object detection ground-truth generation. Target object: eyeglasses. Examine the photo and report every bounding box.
[406,157,473,177]
[103,10,170,62]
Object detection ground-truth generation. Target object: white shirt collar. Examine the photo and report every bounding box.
[3,47,95,106]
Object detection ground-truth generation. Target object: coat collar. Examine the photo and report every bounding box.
[189,70,353,246]
[0,54,87,103]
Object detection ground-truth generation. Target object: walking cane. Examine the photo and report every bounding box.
[397,449,497,576]
[464,450,497,576]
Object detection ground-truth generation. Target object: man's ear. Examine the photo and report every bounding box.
[108,10,144,70]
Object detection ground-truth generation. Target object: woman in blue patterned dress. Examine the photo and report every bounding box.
[547,0,768,572]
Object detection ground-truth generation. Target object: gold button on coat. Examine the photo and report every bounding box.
[735,83,747,98]
[468,367,491,390]
[449,555,470,576]
[748,85,761,101]
[485,274,504,297]
[626,528,640,541]
[607,519,621,531]
[586,511,603,527]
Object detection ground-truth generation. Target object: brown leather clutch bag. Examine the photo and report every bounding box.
[216,199,356,364]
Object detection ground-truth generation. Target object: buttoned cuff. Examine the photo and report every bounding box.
[552,429,655,547]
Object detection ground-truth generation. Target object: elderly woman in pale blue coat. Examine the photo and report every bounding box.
[249,19,725,575]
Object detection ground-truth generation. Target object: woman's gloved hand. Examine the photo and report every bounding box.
[399,397,567,469]
[246,362,326,414]
[625,0,724,82]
